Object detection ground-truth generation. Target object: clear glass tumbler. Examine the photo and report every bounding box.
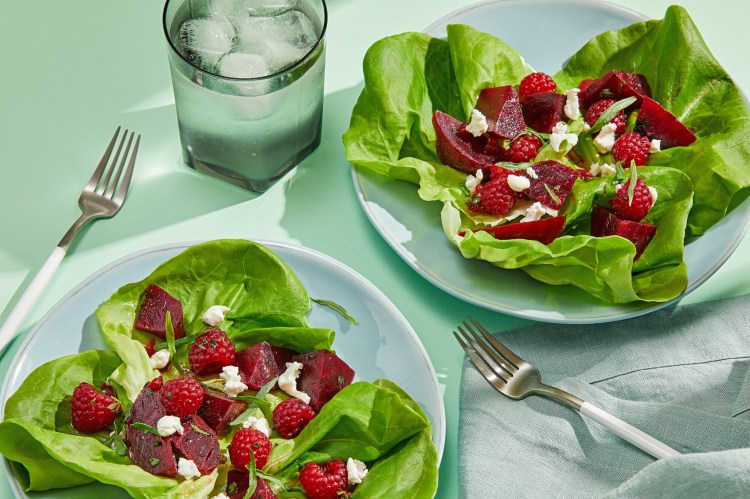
[163,0,327,192]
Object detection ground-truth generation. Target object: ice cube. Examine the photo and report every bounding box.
[217,52,270,78]
[264,10,319,50]
[178,17,236,72]
[235,0,297,16]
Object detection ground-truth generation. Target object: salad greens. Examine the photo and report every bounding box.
[0,240,438,498]
[343,6,750,304]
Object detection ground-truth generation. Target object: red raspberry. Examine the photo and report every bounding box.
[506,135,543,163]
[584,98,626,133]
[519,72,557,98]
[229,428,272,471]
[273,398,316,439]
[160,377,203,418]
[188,328,236,375]
[612,132,650,167]
[148,376,164,392]
[469,175,516,216]
[610,178,654,221]
[299,460,349,499]
[71,382,121,434]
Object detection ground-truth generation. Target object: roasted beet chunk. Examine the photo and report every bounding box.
[171,415,220,475]
[591,206,657,260]
[292,350,355,412]
[461,216,566,245]
[125,383,177,477]
[634,96,697,148]
[197,385,247,435]
[134,284,186,339]
[523,160,581,210]
[235,342,282,390]
[475,85,526,140]
[520,92,566,133]
[579,70,651,110]
[433,110,499,173]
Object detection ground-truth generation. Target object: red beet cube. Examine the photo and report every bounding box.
[134,284,186,339]
[475,85,526,140]
[591,205,657,260]
[197,386,247,435]
[462,215,566,244]
[634,96,696,149]
[226,471,276,499]
[579,70,651,110]
[520,92,566,133]
[292,350,355,412]
[235,342,281,390]
[523,160,581,210]
[125,383,177,477]
[433,110,499,173]
[171,415,220,475]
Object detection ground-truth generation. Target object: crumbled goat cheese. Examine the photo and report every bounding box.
[220,365,248,398]
[347,458,369,485]
[507,174,531,192]
[465,109,488,137]
[156,415,184,437]
[521,202,548,223]
[177,458,201,480]
[649,139,661,154]
[589,162,616,177]
[241,416,272,437]
[593,122,618,153]
[202,305,230,326]
[211,494,229,499]
[149,349,170,370]
[564,88,581,120]
[525,166,538,180]
[465,169,484,194]
[550,122,578,152]
[649,186,658,203]
[278,362,311,404]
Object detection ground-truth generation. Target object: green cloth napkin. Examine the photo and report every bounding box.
[459,294,750,498]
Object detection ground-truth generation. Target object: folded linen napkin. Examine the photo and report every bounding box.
[459,294,750,498]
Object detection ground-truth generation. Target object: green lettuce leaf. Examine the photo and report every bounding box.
[343,7,750,303]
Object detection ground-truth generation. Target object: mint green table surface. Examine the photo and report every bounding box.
[1,1,748,497]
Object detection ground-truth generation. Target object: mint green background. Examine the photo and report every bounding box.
[0,1,748,497]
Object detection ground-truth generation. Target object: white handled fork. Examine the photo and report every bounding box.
[0,127,140,354]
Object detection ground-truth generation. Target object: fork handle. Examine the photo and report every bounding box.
[0,246,67,354]
[580,401,681,459]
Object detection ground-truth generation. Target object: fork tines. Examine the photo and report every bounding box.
[86,127,140,203]
[453,316,521,386]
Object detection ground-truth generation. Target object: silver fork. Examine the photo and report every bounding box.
[454,316,680,459]
[0,127,140,354]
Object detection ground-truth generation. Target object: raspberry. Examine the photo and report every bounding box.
[160,377,203,418]
[610,178,654,221]
[469,175,516,216]
[612,132,650,167]
[148,376,164,392]
[229,428,272,471]
[273,398,316,439]
[71,382,121,434]
[299,460,348,499]
[584,98,626,133]
[519,72,556,99]
[506,135,543,163]
[188,328,236,375]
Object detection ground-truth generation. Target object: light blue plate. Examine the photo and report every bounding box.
[0,240,445,498]
[352,0,750,324]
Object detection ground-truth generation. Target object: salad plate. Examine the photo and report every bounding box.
[0,240,445,498]
[350,0,750,323]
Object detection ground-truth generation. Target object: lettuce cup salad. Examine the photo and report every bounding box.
[343,6,750,304]
[0,240,438,498]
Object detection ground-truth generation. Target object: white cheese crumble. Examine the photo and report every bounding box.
[589,162,616,177]
[525,166,538,180]
[507,174,531,192]
[177,458,201,480]
[465,109,488,137]
[241,415,272,437]
[649,139,661,154]
[202,305,230,326]
[465,169,484,194]
[521,201,557,223]
[582,122,591,131]
[347,458,369,485]
[593,122,618,153]
[649,186,658,203]
[149,349,171,370]
[211,494,230,499]
[563,88,580,120]
[278,362,311,404]
[220,365,248,398]
[156,415,184,437]
[549,122,578,152]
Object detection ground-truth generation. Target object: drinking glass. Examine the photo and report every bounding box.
[163,0,327,192]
